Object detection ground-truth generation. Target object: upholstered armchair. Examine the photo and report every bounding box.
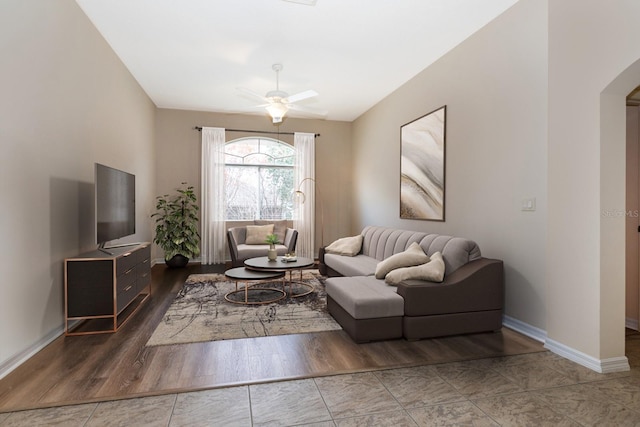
[227,222,298,267]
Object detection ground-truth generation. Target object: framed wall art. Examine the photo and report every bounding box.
[400,105,446,221]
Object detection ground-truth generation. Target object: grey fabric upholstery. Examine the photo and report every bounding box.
[325,276,404,319]
[359,225,481,277]
[323,253,378,277]
[322,225,504,343]
[227,226,298,267]
[327,296,403,342]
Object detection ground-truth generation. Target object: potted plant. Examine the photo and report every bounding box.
[265,233,280,261]
[151,183,200,268]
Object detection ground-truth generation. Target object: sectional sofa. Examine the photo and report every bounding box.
[320,226,504,343]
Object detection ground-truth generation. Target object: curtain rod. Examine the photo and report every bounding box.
[194,126,319,137]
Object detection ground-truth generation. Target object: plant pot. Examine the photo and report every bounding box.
[267,248,277,261]
[166,254,189,268]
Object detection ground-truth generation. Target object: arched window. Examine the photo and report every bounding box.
[224,137,295,220]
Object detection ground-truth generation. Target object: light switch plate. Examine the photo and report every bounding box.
[521,197,536,211]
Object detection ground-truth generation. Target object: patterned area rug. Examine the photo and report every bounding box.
[146,270,342,346]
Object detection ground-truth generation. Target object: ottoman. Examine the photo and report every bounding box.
[325,276,404,342]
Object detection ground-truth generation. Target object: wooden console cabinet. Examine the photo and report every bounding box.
[64,243,151,335]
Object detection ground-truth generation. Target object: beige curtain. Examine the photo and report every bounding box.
[293,132,316,259]
[201,127,226,264]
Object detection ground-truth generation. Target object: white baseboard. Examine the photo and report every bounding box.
[0,325,64,380]
[626,317,639,331]
[503,315,630,373]
[545,338,630,373]
[502,315,547,343]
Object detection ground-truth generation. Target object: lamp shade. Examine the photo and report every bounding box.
[266,102,288,123]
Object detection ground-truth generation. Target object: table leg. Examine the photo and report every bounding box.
[224,278,286,305]
[286,269,314,298]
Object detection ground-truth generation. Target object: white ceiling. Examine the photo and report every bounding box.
[76,0,519,122]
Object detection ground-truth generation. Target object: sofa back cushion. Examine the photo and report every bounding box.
[360,226,481,276]
[418,234,481,275]
[361,226,428,260]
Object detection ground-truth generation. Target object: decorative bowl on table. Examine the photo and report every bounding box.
[282,253,297,262]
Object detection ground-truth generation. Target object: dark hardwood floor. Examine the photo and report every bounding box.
[0,263,544,413]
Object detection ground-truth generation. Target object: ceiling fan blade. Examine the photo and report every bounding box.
[287,103,327,117]
[284,89,318,104]
[237,87,269,103]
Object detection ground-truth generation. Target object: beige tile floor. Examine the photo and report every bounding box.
[2,341,640,427]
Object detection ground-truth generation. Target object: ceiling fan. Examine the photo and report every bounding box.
[237,63,327,123]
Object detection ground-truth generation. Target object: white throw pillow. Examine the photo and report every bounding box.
[374,242,430,279]
[245,224,275,245]
[325,235,363,256]
[385,252,446,285]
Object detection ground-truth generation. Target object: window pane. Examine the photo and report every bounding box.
[225,166,259,220]
[223,137,295,220]
[226,139,258,159]
[245,153,272,164]
[261,139,295,165]
[260,167,294,220]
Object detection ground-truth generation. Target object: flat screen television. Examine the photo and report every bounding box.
[95,163,135,249]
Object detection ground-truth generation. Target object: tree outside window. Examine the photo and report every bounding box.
[224,138,294,220]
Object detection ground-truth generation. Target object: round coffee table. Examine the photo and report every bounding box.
[244,256,315,298]
[224,267,286,305]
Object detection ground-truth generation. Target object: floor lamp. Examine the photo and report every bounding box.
[294,177,324,254]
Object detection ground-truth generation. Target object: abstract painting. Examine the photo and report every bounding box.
[400,105,446,221]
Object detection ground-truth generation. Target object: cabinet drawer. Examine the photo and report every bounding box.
[137,260,151,290]
[117,267,136,293]
[116,250,138,275]
[116,282,137,314]
[137,245,151,264]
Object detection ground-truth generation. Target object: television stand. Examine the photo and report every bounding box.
[64,243,151,335]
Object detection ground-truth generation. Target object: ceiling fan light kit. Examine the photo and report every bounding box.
[237,63,326,124]
[266,102,288,124]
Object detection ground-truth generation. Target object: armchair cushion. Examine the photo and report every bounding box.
[245,224,274,245]
[254,220,288,244]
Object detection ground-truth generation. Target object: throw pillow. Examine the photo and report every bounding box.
[254,220,287,243]
[325,235,363,256]
[385,252,446,285]
[245,224,275,245]
[374,242,430,279]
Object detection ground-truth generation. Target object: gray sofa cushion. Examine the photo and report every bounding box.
[361,226,428,260]
[325,276,404,319]
[418,235,481,275]
[324,253,378,277]
[360,226,481,277]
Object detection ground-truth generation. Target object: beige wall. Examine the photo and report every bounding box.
[154,109,353,261]
[626,105,639,329]
[352,0,548,330]
[625,105,640,329]
[548,0,640,362]
[0,1,156,375]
